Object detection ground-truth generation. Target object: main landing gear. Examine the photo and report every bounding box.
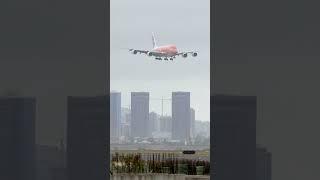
[155,57,174,61]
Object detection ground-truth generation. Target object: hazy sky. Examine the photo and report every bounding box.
[110,0,210,121]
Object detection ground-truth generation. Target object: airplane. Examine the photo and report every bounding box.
[126,32,198,61]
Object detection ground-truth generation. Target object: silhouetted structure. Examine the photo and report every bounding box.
[172,92,191,142]
[67,96,108,180]
[0,97,36,180]
[212,95,256,180]
[110,92,121,139]
[256,145,272,180]
[131,92,149,138]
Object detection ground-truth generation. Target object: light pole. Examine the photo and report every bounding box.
[150,97,171,116]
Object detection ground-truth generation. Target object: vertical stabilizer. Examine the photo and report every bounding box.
[152,32,157,49]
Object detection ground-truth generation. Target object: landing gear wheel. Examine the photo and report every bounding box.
[170,58,173,60]
[164,58,168,60]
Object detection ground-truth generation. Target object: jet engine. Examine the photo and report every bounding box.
[147,52,153,56]
[192,52,198,57]
[182,53,188,58]
[132,50,138,54]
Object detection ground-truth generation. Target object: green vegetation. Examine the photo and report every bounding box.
[111,152,210,175]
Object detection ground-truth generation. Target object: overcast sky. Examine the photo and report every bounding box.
[110,0,210,121]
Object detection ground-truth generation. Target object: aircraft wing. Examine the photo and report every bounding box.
[126,48,167,57]
[176,51,198,56]
[175,51,198,58]
[128,48,148,54]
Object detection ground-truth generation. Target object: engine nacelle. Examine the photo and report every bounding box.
[182,53,188,58]
[192,52,198,57]
[132,50,138,54]
[147,52,153,56]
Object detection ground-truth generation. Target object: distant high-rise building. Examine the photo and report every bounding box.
[120,108,131,138]
[131,92,149,138]
[67,96,107,180]
[0,97,36,180]
[172,92,191,142]
[121,107,131,124]
[120,122,131,138]
[194,120,210,138]
[153,112,161,132]
[190,108,195,138]
[256,145,272,180]
[110,92,121,138]
[212,95,256,180]
[159,116,172,133]
[149,112,159,136]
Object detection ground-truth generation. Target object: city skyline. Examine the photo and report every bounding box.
[110,91,207,144]
[110,90,208,121]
